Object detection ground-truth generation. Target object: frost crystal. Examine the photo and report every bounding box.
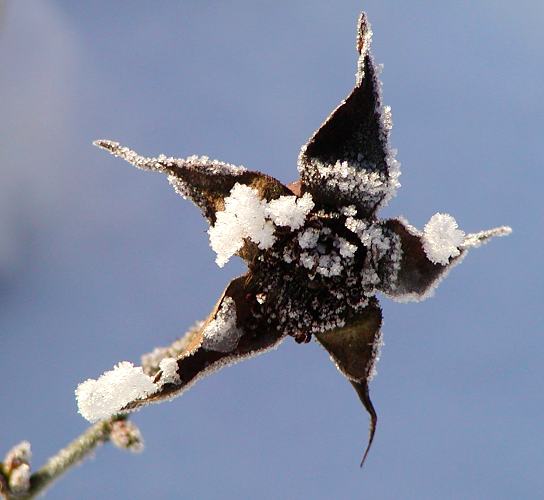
[93,141,247,176]
[317,253,343,277]
[309,157,396,210]
[341,205,358,217]
[208,183,314,266]
[367,331,384,381]
[422,213,465,265]
[202,297,243,353]
[297,227,320,249]
[159,357,181,385]
[461,226,512,249]
[141,320,203,376]
[76,362,158,422]
[265,192,314,229]
[208,184,274,266]
[337,237,358,258]
[300,252,317,270]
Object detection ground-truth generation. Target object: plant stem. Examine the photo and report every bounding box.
[12,418,120,500]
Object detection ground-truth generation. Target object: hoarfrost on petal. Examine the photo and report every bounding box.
[208,183,276,266]
[202,297,244,353]
[158,357,181,385]
[298,227,320,249]
[75,361,158,423]
[300,252,317,270]
[461,226,512,249]
[94,140,247,176]
[265,192,314,230]
[422,213,465,265]
[337,237,358,258]
[254,220,277,250]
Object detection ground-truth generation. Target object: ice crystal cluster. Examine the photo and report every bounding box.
[201,296,243,352]
[208,183,314,266]
[422,213,465,265]
[76,359,178,422]
[85,11,511,465]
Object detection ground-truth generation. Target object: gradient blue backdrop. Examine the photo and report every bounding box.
[1,1,541,498]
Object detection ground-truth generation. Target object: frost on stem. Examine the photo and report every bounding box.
[89,9,511,469]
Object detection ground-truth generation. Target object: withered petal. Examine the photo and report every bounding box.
[315,297,382,466]
[298,13,396,216]
[94,140,291,224]
[382,218,462,301]
[123,274,285,412]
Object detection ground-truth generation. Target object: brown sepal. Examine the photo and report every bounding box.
[315,298,382,466]
[299,13,390,215]
[124,273,284,411]
[383,218,462,300]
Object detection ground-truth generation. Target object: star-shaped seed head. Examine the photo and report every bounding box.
[86,11,511,466]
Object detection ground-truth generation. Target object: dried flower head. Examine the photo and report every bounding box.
[80,11,511,466]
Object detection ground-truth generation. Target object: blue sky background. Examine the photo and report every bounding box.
[1,1,542,498]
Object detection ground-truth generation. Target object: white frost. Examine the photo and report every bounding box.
[337,237,358,258]
[422,213,465,265]
[208,183,314,267]
[461,226,512,249]
[76,361,158,423]
[94,141,247,176]
[317,253,343,277]
[300,252,317,270]
[298,227,320,249]
[265,193,314,230]
[202,297,244,353]
[208,184,275,267]
[159,357,181,385]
